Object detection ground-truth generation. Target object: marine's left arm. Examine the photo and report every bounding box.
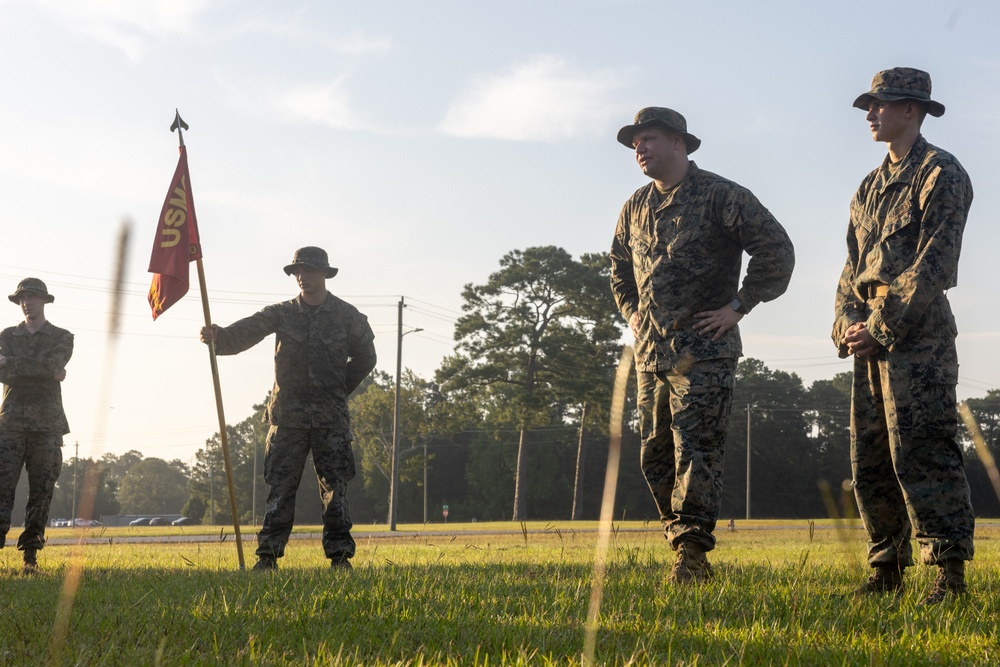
[731,188,796,311]
[344,314,377,395]
[866,163,972,349]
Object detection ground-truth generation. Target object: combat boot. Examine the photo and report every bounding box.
[22,548,39,575]
[920,560,967,606]
[330,558,352,571]
[252,555,278,572]
[667,542,713,585]
[852,564,904,597]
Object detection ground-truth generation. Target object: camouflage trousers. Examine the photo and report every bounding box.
[852,352,975,567]
[637,358,735,552]
[257,426,357,562]
[0,432,63,552]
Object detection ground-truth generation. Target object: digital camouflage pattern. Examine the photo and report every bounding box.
[616,106,702,152]
[0,319,71,554]
[833,134,975,566]
[0,321,73,434]
[214,290,375,563]
[256,426,356,562]
[833,136,970,353]
[610,159,793,554]
[214,292,377,433]
[0,432,62,552]
[7,277,55,304]
[637,358,735,552]
[610,162,795,374]
[852,67,945,117]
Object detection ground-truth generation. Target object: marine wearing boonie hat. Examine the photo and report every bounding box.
[853,67,945,117]
[617,107,702,153]
[8,277,54,304]
[282,246,339,279]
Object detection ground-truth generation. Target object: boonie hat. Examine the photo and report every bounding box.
[8,277,55,304]
[853,67,945,117]
[283,246,339,279]
[617,107,701,153]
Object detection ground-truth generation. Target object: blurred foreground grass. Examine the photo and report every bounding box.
[2,520,999,666]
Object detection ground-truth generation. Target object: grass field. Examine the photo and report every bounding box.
[1,520,999,666]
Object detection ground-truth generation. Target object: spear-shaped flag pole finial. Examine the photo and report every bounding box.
[170,109,189,147]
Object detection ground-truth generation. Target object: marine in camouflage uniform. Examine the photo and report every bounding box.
[833,68,975,604]
[202,247,376,570]
[609,108,794,583]
[0,278,73,573]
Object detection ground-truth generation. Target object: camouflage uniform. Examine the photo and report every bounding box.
[610,127,794,550]
[833,133,975,567]
[0,320,73,553]
[214,292,376,562]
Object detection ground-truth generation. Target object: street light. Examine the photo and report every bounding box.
[389,296,422,531]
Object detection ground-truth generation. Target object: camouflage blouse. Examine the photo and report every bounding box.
[214,292,376,433]
[0,321,73,435]
[832,135,973,360]
[610,162,794,373]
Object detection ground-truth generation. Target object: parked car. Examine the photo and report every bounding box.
[148,517,166,526]
[171,517,197,526]
[51,518,71,527]
[128,518,150,526]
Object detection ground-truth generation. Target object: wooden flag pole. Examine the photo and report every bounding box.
[173,110,246,569]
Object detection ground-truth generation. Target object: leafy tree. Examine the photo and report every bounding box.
[351,369,480,523]
[184,407,264,525]
[960,389,1000,516]
[49,457,120,521]
[118,458,189,515]
[723,359,814,518]
[803,372,854,517]
[437,246,624,520]
[962,389,1000,451]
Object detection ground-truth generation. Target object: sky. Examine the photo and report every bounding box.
[1,0,998,465]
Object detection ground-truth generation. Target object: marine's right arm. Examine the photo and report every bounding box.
[201,305,281,355]
[609,203,639,324]
[832,201,866,358]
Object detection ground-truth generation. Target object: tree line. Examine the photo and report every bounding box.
[15,246,1000,526]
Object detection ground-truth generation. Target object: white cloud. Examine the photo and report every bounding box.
[336,29,392,56]
[229,17,392,56]
[28,0,212,59]
[269,79,361,130]
[439,55,621,141]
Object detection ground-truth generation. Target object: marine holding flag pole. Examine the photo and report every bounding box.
[147,110,246,569]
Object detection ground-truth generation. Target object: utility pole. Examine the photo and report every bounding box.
[388,297,421,531]
[252,421,258,528]
[571,402,588,520]
[423,441,428,524]
[745,403,751,520]
[72,441,79,521]
[210,455,215,527]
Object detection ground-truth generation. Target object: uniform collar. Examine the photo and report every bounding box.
[652,160,699,210]
[879,134,927,188]
[294,292,333,312]
[13,320,53,336]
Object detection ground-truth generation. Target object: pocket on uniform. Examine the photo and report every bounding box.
[903,360,959,441]
[907,382,959,441]
[881,198,917,238]
[319,327,348,347]
[277,323,307,343]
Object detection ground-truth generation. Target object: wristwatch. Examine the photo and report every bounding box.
[729,297,748,315]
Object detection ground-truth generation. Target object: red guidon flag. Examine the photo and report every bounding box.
[147,145,203,319]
